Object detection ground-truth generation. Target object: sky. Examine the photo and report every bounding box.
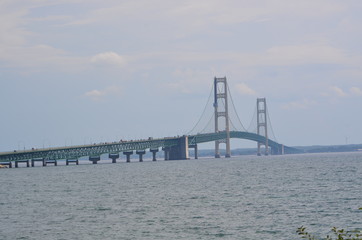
[1,0,362,151]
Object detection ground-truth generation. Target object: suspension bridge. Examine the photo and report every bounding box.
[0,77,299,168]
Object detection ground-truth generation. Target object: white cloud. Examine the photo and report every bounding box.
[350,87,362,96]
[84,86,122,100]
[90,52,126,67]
[329,86,347,97]
[235,83,257,96]
[282,99,316,110]
[84,89,104,98]
[322,86,362,98]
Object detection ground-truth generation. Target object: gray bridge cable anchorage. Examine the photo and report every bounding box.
[186,85,214,135]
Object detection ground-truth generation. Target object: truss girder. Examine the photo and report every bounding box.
[188,131,299,154]
[0,138,180,162]
[0,132,300,162]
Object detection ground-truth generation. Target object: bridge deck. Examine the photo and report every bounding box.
[0,131,299,162]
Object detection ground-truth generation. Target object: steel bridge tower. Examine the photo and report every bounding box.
[257,98,269,156]
[214,77,231,158]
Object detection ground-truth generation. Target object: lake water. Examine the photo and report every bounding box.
[0,152,361,239]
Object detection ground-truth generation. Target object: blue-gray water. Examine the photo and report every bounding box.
[1,152,361,240]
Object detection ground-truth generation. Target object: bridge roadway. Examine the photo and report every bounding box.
[0,131,299,165]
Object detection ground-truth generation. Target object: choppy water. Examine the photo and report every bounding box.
[0,152,361,240]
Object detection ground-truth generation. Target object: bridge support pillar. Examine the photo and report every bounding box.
[214,77,231,159]
[66,159,79,165]
[45,159,57,166]
[109,153,119,163]
[89,156,100,164]
[150,148,159,161]
[31,158,45,167]
[15,160,29,168]
[136,150,146,162]
[271,144,284,155]
[257,98,269,156]
[189,144,198,159]
[162,147,170,160]
[123,151,133,162]
[168,136,189,160]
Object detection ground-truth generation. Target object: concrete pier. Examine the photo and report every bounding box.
[123,151,133,162]
[89,156,100,164]
[168,136,189,160]
[15,159,29,168]
[162,136,189,160]
[136,150,146,162]
[31,158,45,167]
[189,144,198,159]
[0,162,12,168]
[45,159,57,166]
[150,148,159,161]
[109,153,119,163]
[66,159,79,165]
[162,147,170,160]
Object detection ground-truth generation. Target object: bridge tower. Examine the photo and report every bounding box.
[257,98,269,156]
[214,77,231,158]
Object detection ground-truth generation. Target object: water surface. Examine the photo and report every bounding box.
[0,152,361,239]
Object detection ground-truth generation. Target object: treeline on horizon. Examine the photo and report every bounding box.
[197,144,362,157]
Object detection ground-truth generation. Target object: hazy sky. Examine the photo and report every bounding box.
[1,0,362,151]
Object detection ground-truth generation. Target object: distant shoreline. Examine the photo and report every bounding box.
[196,143,362,157]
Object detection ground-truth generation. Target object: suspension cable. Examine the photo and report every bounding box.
[227,83,247,131]
[186,84,214,135]
[266,107,278,142]
[200,112,215,134]
[247,102,257,133]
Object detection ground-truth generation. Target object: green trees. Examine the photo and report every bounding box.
[297,208,362,240]
[297,226,361,240]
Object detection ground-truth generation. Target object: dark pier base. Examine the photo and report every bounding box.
[45,159,57,166]
[31,158,45,167]
[123,151,133,163]
[162,147,170,160]
[150,148,159,161]
[136,150,146,162]
[109,153,119,163]
[15,160,29,168]
[66,159,79,165]
[89,156,100,164]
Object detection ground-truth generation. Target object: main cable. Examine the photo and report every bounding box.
[227,83,247,131]
[186,84,214,135]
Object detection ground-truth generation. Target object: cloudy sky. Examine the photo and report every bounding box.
[1,0,362,151]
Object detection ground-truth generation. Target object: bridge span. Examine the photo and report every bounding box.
[0,131,299,167]
[0,77,300,168]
